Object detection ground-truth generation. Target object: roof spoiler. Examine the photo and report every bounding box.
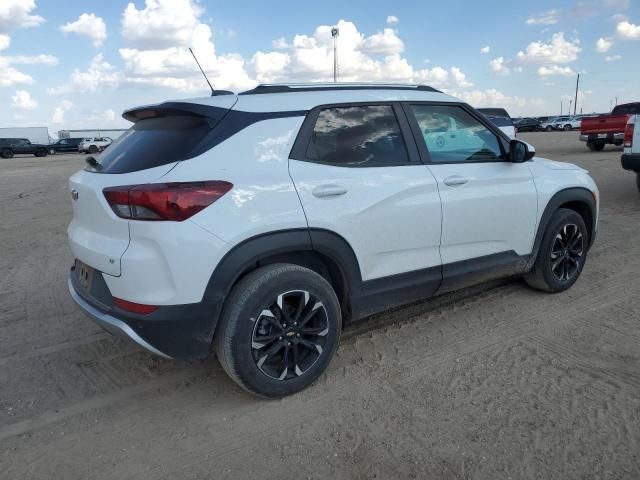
[122,101,234,126]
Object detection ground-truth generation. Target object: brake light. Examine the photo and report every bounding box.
[103,181,232,221]
[114,297,158,315]
[624,123,634,148]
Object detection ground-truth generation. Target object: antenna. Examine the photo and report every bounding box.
[189,47,215,96]
[331,27,339,83]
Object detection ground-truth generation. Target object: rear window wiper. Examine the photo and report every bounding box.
[85,155,102,170]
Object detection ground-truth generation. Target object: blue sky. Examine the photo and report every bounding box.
[1,0,639,134]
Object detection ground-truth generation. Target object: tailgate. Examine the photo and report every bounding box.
[67,164,175,276]
[581,115,628,134]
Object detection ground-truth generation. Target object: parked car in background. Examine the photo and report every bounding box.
[551,116,582,131]
[515,117,544,132]
[477,108,516,137]
[580,102,640,151]
[541,116,567,131]
[621,115,640,191]
[48,138,84,154]
[67,83,599,397]
[78,137,112,153]
[0,138,48,158]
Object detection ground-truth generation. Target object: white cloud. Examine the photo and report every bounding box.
[480,46,490,54]
[455,88,545,112]
[60,13,107,47]
[4,54,57,65]
[595,37,614,52]
[251,51,290,83]
[48,54,121,94]
[489,56,510,75]
[359,28,404,55]
[121,0,203,49]
[516,32,581,64]
[526,9,561,25]
[450,66,473,88]
[272,37,289,49]
[0,34,9,50]
[605,54,622,61]
[51,100,73,124]
[11,90,37,109]
[0,0,44,33]
[537,64,575,77]
[616,21,640,39]
[386,15,399,25]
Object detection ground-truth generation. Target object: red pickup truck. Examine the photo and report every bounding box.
[580,102,640,151]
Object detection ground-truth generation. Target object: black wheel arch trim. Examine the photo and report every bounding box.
[526,187,597,271]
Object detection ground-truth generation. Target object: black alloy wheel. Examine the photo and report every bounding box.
[549,223,584,282]
[251,290,329,381]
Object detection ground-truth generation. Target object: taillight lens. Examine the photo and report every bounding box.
[624,123,634,148]
[103,181,232,221]
[114,297,158,315]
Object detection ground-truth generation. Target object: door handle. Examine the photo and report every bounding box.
[443,176,469,186]
[312,184,348,198]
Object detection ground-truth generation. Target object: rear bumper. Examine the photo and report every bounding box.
[621,153,640,172]
[579,132,624,143]
[68,264,223,360]
[68,277,172,358]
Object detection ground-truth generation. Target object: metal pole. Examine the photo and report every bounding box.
[331,27,339,83]
[573,73,580,116]
[560,100,563,116]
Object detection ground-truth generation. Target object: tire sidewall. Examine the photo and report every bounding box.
[537,209,588,292]
[219,266,342,397]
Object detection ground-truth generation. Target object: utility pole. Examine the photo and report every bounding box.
[615,96,618,106]
[569,99,573,115]
[331,27,339,83]
[573,73,580,116]
[560,100,563,115]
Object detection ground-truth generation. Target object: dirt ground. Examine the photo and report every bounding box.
[1,131,639,479]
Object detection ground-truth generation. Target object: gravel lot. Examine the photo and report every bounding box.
[1,131,639,479]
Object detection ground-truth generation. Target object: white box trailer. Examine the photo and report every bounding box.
[58,129,128,140]
[0,127,50,144]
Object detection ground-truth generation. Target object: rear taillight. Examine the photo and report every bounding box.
[114,297,158,315]
[624,123,634,148]
[103,181,232,221]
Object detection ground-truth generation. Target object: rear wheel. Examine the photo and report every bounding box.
[34,148,47,157]
[88,145,98,154]
[215,264,342,398]
[524,208,588,293]
[1,148,13,159]
[545,125,553,132]
[587,141,605,151]
[563,124,572,131]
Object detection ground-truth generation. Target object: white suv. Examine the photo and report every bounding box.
[67,83,599,397]
[78,137,112,154]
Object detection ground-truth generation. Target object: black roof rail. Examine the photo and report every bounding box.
[239,84,441,95]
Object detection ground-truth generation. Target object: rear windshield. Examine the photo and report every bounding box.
[612,104,640,115]
[92,115,211,174]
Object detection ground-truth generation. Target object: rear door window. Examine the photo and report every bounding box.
[305,105,409,167]
[93,115,213,174]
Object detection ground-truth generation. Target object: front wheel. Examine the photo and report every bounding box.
[545,125,553,132]
[563,124,572,131]
[34,148,47,157]
[524,208,588,293]
[215,264,342,398]
[88,145,98,154]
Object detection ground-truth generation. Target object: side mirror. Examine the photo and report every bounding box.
[509,139,535,162]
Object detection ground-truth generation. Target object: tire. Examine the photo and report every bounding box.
[563,124,572,131]
[88,145,98,154]
[587,141,605,152]
[545,126,553,132]
[215,264,342,398]
[524,208,588,293]
[34,148,47,157]
[1,148,13,159]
